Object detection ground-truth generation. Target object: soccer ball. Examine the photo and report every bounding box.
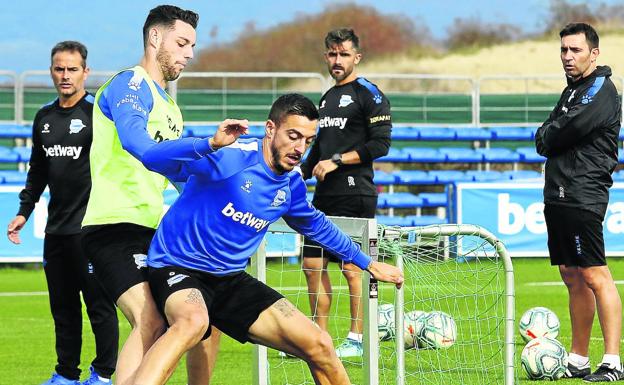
[521,336,568,380]
[378,303,395,341]
[519,307,560,342]
[403,310,427,349]
[418,311,457,349]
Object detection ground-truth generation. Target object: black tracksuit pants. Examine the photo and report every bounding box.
[43,233,118,380]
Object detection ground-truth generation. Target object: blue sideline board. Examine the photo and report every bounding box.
[452,182,624,257]
[0,187,299,262]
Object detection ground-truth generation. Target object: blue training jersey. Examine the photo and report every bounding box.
[141,137,372,275]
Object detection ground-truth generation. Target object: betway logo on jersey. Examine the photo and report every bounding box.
[319,116,347,129]
[221,202,270,232]
[42,145,83,159]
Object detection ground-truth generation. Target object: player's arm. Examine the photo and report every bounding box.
[141,119,248,179]
[8,113,48,244]
[283,175,403,287]
[537,81,616,157]
[100,70,157,160]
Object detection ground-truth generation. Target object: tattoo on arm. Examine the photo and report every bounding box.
[185,289,205,306]
[273,298,295,318]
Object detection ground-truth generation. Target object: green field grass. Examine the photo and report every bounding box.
[1,257,623,384]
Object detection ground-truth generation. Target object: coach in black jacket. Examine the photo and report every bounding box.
[535,23,622,382]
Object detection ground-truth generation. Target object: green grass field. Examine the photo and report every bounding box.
[1,257,623,384]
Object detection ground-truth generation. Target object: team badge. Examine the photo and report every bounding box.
[339,95,354,107]
[133,253,147,269]
[167,274,190,287]
[41,123,50,134]
[271,189,287,207]
[69,119,86,134]
[241,180,253,193]
[128,72,144,91]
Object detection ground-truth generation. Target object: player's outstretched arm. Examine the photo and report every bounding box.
[366,261,404,289]
[209,118,249,150]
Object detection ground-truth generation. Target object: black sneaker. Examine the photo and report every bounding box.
[565,362,591,378]
[583,363,624,382]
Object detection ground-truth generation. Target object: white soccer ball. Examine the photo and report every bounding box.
[418,311,457,349]
[378,303,395,341]
[403,310,427,349]
[521,336,568,380]
[519,307,560,342]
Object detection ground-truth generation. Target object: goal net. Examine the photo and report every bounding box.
[252,219,515,385]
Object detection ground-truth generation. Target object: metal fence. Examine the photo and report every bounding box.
[3,70,624,126]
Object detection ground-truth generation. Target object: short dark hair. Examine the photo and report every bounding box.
[143,5,199,48]
[268,93,319,126]
[560,22,599,49]
[50,41,88,68]
[325,28,360,50]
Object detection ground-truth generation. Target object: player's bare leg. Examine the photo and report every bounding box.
[134,288,209,385]
[342,263,363,334]
[249,298,351,385]
[579,265,622,355]
[187,328,221,385]
[559,266,595,356]
[115,282,166,385]
[303,257,332,330]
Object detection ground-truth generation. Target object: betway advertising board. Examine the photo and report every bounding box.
[0,186,298,262]
[453,182,624,257]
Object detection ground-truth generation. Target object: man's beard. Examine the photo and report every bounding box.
[271,144,288,174]
[157,48,180,82]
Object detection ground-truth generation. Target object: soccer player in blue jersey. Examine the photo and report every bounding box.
[131,93,404,385]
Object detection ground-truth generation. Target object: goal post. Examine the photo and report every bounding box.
[251,219,515,385]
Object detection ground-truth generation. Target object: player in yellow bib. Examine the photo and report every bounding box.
[81,5,218,385]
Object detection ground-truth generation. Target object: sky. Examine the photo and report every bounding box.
[0,0,614,74]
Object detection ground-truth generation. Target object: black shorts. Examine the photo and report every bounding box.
[303,195,376,260]
[81,223,155,302]
[544,204,606,267]
[148,266,283,343]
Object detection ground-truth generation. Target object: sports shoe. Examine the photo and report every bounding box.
[40,373,79,385]
[335,338,363,358]
[564,361,591,378]
[81,367,112,385]
[583,363,624,382]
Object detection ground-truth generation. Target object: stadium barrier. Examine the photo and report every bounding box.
[251,217,515,385]
[0,70,17,122]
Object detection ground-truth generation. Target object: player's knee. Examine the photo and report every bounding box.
[302,330,335,364]
[170,312,209,343]
[137,313,166,341]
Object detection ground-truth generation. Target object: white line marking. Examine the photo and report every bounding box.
[0,291,48,297]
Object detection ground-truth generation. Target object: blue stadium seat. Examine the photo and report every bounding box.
[416,127,456,141]
[419,192,448,207]
[391,126,419,140]
[406,215,448,226]
[13,146,31,162]
[0,147,19,163]
[490,126,534,140]
[373,170,397,185]
[476,148,521,163]
[377,148,410,162]
[376,215,415,227]
[465,170,504,182]
[516,146,546,163]
[402,147,446,163]
[241,125,265,138]
[429,170,473,184]
[501,170,542,180]
[454,127,493,141]
[187,125,217,137]
[612,170,624,182]
[393,170,436,185]
[0,124,31,139]
[439,147,483,163]
[0,170,27,184]
[378,192,423,209]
